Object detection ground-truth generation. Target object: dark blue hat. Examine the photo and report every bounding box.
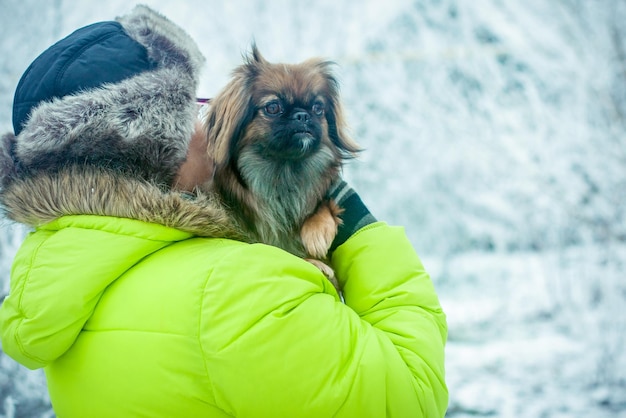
[12,20,155,135]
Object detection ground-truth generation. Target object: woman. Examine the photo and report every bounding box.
[0,6,448,417]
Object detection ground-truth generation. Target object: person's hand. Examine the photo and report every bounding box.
[328,179,376,251]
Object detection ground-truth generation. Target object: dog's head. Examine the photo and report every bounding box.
[206,45,360,178]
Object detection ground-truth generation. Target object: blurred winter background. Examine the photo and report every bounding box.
[1,0,625,417]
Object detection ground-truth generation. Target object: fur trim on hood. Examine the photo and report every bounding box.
[1,166,248,240]
[0,5,205,188]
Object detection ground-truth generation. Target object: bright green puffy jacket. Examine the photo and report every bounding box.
[0,214,447,417]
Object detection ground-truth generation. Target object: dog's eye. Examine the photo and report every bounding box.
[264,101,283,116]
[312,102,325,116]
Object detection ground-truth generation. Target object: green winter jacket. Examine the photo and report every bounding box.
[0,170,448,418]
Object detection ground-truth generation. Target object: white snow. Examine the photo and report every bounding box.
[1,0,625,417]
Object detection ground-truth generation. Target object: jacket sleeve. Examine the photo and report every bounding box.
[199,222,448,418]
[333,222,448,416]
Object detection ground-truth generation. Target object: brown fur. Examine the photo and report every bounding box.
[205,45,360,286]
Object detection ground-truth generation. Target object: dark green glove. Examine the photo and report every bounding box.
[328,179,377,251]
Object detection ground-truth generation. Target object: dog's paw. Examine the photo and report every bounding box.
[301,201,341,258]
[305,258,340,292]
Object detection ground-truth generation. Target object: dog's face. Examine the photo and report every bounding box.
[207,45,360,177]
[247,79,329,161]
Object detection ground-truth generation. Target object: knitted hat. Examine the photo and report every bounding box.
[1,5,205,187]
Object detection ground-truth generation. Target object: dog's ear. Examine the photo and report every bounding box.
[206,72,255,166]
[207,43,268,166]
[316,62,362,159]
[327,92,361,159]
[236,42,268,82]
[249,42,268,66]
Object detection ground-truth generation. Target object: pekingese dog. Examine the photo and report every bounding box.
[205,45,360,288]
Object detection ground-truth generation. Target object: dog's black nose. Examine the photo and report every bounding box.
[290,110,310,122]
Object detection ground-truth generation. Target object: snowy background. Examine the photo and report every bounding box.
[1,0,625,417]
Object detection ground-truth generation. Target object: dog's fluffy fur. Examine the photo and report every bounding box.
[205,45,360,280]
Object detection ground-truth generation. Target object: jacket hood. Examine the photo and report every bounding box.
[0,5,205,188]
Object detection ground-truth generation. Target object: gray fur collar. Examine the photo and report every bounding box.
[0,166,247,240]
